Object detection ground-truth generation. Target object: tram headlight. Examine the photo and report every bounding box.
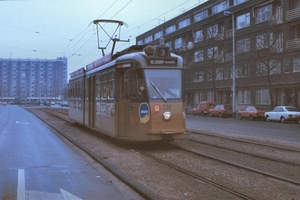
[163,112,171,121]
[144,45,154,56]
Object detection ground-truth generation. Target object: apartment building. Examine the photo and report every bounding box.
[136,0,300,111]
[0,57,67,104]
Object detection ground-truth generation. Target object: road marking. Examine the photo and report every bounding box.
[61,189,82,200]
[16,121,29,125]
[17,169,82,200]
[17,169,26,200]
[27,190,62,200]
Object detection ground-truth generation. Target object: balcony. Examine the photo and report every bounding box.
[286,38,300,51]
[286,7,300,21]
[269,14,283,25]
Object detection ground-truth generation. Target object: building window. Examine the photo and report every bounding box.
[256,32,273,50]
[165,41,172,51]
[154,31,163,39]
[165,25,176,35]
[207,46,218,59]
[236,12,250,29]
[194,30,203,43]
[224,67,231,79]
[236,38,250,54]
[255,89,270,104]
[237,63,250,78]
[256,60,281,76]
[212,1,228,15]
[216,67,224,80]
[255,4,272,24]
[174,38,183,49]
[207,24,218,39]
[207,69,213,81]
[234,0,248,6]
[256,62,267,76]
[145,35,153,43]
[283,57,292,73]
[193,71,204,82]
[194,91,204,104]
[178,18,190,29]
[206,91,214,101]
[293,56,300,72]
[194,10,208,22]
[194,50,204,62]
[271,33,283,52]
[269,59,281,75]
[238,89,250,104]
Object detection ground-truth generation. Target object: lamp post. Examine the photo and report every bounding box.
[224,10,236,117]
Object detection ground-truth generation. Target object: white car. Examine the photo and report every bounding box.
[264,106,300,123]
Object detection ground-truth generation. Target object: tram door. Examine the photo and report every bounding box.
[117,69,131,138]
[87,76,96,128]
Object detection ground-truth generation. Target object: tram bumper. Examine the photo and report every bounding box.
[146,129,185,134]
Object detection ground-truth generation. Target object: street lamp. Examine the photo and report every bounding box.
[224,10,236,117]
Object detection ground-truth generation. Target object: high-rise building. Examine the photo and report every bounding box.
[136,0,300,111]
[0,57,67,104]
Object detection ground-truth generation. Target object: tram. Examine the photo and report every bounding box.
[68,41,186,141]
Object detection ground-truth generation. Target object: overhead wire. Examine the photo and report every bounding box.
[70,0,133,69]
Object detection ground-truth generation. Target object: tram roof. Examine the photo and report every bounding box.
[70,44,183,79]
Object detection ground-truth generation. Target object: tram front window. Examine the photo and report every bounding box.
[145,69,181,100]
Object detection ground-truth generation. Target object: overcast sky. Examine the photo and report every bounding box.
[0,0,207,74]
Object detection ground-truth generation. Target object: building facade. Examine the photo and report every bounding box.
[0,57,68,104]
[136,0,300,111]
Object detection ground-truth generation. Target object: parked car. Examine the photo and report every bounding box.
[192,101,216,116]
[209,104,233,118]
[238,106,267,121]
[2,101,7,106]
[60,101,68,107]
[264,106,300,123]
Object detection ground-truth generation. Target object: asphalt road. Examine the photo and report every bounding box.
[0,105,129,200]
[186,114,300,143]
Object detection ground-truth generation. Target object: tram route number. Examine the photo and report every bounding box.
[163,104,171,110]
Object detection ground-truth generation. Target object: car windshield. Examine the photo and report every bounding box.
[285,107,299,112]
[145,69,181,100]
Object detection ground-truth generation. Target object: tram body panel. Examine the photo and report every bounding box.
[147,102,186,136]
[69,99,84,124]
[68,68,85,125]
[94,102,116,136]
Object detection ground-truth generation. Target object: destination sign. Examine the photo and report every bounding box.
[86,53,112,71]
[147,58,177,66]
[70,67,85,78]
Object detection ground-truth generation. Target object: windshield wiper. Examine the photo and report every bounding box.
[148,79,167,102]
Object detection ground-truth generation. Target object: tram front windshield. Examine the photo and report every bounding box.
[145,69,181,101]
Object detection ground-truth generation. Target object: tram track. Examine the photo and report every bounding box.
[139,151,254,200]
[173,143,300,186]
[26,107,300,199]
[187,129,300,154]
[185,129,300,167]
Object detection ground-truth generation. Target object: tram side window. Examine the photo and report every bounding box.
[107,81,115,99]
[125,69,144,100]
[96,70,115,100]
[107,69,115,99]
[101,82,108,99]
[137,70,146,99]
[96,84,101,100]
